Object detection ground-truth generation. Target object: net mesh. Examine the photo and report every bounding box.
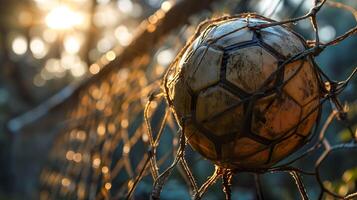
[24,0,357,199]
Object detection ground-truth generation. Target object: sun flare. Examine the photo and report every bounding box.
[45,6,83,29]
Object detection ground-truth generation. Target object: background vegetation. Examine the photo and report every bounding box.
[0,0,356,199]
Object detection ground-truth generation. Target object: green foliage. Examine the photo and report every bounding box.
[324,167,357,198]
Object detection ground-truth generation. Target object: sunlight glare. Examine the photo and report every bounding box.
[157,49,174,66]
[257,0,283,16]
[117,0,133,14]
[12,36,28,55]
[114,25,132,46]
[30,37,48,59]
[64,36,81,54]
[70,61,87,77]
[45,6,83,29]
[319,25,336,43]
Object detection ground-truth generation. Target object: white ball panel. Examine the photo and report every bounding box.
[271,133,302,163]
[297,98,319,136]
[185,122,217,160]
[226,46,278,93]
[252,93,302,140]
[185,46,223,92]
[260,26,305,58]
[222,137,266,160]
[210,19,254,47]
[195,86,240,124]
[210,19,247,38]
[283,60,319,105]
[171,76,192,119]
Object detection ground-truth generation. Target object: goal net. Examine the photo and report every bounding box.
[10,0,357,199]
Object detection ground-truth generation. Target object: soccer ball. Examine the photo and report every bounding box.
[164,15,321,170]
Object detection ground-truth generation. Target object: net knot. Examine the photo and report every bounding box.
[312,44,325,56]
[325,81,349,120]
[147,147,156,157]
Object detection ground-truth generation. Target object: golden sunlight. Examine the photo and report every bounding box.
[45,6,83,29]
